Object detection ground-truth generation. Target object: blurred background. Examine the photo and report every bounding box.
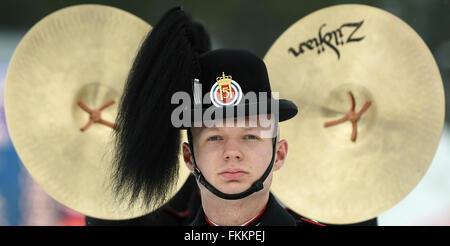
[0,0,449,226]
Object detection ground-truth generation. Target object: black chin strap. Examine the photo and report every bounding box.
[187,127,278,200]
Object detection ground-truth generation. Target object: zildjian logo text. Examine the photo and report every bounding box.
[288,20,365,60]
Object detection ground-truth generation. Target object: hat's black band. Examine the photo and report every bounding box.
[187,127,277,200]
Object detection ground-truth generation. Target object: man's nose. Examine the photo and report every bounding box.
[223,139,243,161]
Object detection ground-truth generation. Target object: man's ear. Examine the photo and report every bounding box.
[273,139,288,171]
[182,142,194,171]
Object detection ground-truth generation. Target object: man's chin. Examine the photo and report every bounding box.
[216,182,251,195]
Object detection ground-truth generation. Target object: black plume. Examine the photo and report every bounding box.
[112,7,211,208]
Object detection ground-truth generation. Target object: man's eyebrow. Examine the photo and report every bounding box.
[242,127,260,131]
[201,127,219,131]
[197,126,266,134]
[196,127,219,135]
[203,126,262,130]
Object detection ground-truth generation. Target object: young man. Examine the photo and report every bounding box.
[183,116,294,226]
[108,6,302,226]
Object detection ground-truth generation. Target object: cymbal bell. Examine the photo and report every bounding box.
[265,4,445,224]
[4,4,193,220]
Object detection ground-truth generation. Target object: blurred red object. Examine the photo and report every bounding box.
[57,205,85,226]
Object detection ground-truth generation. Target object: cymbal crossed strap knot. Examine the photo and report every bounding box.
[78,100,117,131]
[323,91,371,142]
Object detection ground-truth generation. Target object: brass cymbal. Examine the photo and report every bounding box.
[4,4,190,219]
[265,4,445,224]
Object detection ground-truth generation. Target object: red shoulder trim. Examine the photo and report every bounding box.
[301,218,326,226]
[163,207,190,218]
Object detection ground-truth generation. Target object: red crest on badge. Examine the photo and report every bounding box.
[210,72,242,107]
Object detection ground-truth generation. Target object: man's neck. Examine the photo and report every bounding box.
[200,191,270,226]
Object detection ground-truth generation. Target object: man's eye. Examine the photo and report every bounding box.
[207,136,222,141]
[244,135,259,140]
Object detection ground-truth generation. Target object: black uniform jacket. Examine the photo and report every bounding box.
[86,175,377,226]
[190,192,296,226]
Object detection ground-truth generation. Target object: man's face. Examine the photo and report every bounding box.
[182,116,288,196]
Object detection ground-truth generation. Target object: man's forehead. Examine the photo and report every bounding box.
[197,126,262,133]
[192,116,275,134]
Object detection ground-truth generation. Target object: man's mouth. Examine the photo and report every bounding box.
[219,169,248,179]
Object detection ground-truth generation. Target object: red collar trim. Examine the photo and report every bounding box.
[243,204,267,226]
[204,214,216,226]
